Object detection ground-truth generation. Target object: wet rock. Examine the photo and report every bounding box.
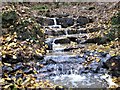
[33,54,44,60]
[54,38,70,44]
[23,67,34,74]
[100,52,108,57]
[49,13,69,18]
[11,63,24,73]
[56,18,74,28]
[37,18,54,26]
[46,59,57,64]
[82,37,110,44]
[67,37,78,42]
[45,38,53,50]
[64,47,78,51]
[2,54,23,64]
[45,30,55,35]
[46,42,52,50]
[2,66,13,73]
[88,7,95,10]
[15,73,24,79]
[77,16,91,26]
[57,30,66,36]
[67,29,79,34]
[88,28,100,33]
[36,17,44,26]
[44,18,55,26]
[105,56,120,77]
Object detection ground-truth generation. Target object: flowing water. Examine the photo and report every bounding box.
[36,18,118,88]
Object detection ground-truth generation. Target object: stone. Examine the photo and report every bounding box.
[105,56,120,77]
[67,29,79,34]
[56,18,74,28]
[37,18,54,26]
[77,16,92,26]
[64,47,79,51]
[82,37,110,44]
[88,7,95,10]
[67,37,78,42]
[45,18,55,26]
[2,54,23,64]
[45,39,53,50]
[36,17,44,25]
[2,11,18,28]
[54,38,70,44]
[48,13,69,18]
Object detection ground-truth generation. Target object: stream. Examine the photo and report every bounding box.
[35,18,117,88]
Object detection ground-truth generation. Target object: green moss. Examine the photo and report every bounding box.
[111,12,120,25]
[2,11,18,28]
[107,12,120,41]
[31,5,48,11]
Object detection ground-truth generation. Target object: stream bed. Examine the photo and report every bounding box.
[35,23,117,88]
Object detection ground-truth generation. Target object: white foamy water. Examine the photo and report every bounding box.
[101,74,119,88]
[48,73,119,88]
[49,73,110,88]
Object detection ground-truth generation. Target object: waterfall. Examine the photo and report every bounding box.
[52,18,57,26]
[49,18,62,28]
[65,29,68,36]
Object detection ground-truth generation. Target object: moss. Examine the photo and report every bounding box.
[2,11,18,28]
[31,5,48,11]
[111,12,120,25]
[107,11,120,41]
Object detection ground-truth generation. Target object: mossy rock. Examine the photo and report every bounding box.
[2,11,18,28]
[111,12,120,25]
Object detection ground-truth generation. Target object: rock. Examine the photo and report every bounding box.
[77,16,92,26]
[67,29,79,34]
[105,56,120,77]
[44,18,55,26]
[2,11,18,28]
[57,30,66,36]
[2,54,23,64]
[37,18,54,26]
[88,7,95,10]
[48,13,69,18]
[82,37,110,44]
[64,47,79,51]
[12,63,24,72]
[36,17,44,25]
[45,38,53,50]
[56,18,74,28]
[47,59,57,64]
[88,28,100,33]
[33,54,44,60]
[2,66,13,73]
[54,38,70,44]
[67,37,78,42]
[46,42,53,50]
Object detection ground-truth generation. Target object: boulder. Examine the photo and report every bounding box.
[56,18,74,28]
[36,18,54,26]
[105,56,120,77]
[2,54,23,64]
[54,38,70,44]
[82,37,110,45]
[67,37,78,43]
[77,16,93,26]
